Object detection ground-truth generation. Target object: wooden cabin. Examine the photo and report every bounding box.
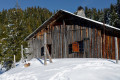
[24,9,120,60]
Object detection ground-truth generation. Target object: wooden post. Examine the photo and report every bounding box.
[21,45,24,63]
[103,24,105,58]
[101,37,102,58]
[60,25,63,58]
[63,20,67,58]
[44,32,47,65]
[115,37,118,64]
[13,55,16,67]
[83,40,86,58]
[45,46,52,63]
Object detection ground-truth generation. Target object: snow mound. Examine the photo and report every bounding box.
[0,58,120,80]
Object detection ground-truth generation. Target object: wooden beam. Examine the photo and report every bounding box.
[21,45,24,63]
[101,36,102,58]
[45,45,52,63]
[13,55,16,68]
[63,20,67,58]
[44,32,47,65]
[115,37,118,64]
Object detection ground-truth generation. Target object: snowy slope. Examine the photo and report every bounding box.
[0,58,120,80]
[0,65,6,74]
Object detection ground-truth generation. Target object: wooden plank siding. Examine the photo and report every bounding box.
[112,37,115,59]
[28,24,120,60]
[97,30,101,58]
[105,35,109,59]
[118,38,120,60]
[118,38,119,60]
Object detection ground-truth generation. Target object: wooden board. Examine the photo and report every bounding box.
[112,37,115,59]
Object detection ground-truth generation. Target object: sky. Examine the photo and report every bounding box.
[0,0,117,13]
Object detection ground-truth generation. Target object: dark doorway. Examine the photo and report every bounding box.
[69,44,72,54]
[47,44,52,55]
[78,41,84,53]
[41,47,44,56]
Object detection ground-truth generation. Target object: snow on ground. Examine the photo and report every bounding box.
[0,65,6,75]
[0,58,120,80]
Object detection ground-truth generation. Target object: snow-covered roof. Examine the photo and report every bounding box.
[62,10,120,30]
[24,10,120,41]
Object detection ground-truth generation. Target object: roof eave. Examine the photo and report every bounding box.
[24,9,120,41]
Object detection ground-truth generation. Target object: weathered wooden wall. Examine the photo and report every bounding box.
[27,23,120,60]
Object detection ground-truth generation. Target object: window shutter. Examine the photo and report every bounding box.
[72,42,79,52]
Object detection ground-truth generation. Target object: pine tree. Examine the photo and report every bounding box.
[85,6,92,19]
[91,8,99,21]
[0,7,53,64]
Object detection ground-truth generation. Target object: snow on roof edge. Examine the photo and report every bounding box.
[61,9,120,31]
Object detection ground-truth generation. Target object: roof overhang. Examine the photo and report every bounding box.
[24,10,120,41]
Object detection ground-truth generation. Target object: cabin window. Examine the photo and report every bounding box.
[41,45,52,56]
[69,41,84,54]
[72,42,79,53]
[78,41,84,52]
[47,44,52,55]
[41,47,44,56]
[69,44,72,54]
